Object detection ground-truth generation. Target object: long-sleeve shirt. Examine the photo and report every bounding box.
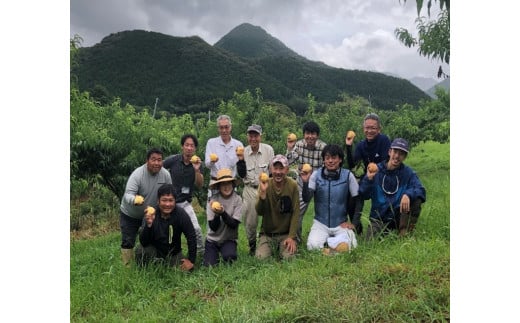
[205,136,244,178]
[139,206,197,264]
[286,139,327,171]
[345,133,391,176]
[256,177,300,239]
[358,162,426,223]
[120,164,172,219]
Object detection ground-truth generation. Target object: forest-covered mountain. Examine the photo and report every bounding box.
[72,23,430,115]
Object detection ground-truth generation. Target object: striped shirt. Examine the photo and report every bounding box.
[286,139,327,171]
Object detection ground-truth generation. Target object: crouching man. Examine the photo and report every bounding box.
[255,155,300,260]
[358,138,426,239]
[301,144,360,253]
[136,183,197,271]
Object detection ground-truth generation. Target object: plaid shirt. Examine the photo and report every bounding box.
[286,139,327,170]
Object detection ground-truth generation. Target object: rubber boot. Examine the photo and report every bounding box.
[121,248,134,267]
[400,199,421,236]
[398,213,418,236]
[248,240,256,256]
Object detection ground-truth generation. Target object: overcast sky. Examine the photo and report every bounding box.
[70,0,449,81]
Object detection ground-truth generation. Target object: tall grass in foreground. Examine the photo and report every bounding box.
[71,141,450,322]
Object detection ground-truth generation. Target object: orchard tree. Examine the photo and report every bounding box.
[395,0,450,77]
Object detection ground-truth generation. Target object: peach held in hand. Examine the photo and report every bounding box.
[259,172,269,183]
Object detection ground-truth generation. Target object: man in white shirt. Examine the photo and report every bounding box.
[205,115,244,179]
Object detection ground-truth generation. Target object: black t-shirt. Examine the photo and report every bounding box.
[163,154,203,203]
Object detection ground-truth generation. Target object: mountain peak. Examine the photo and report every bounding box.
[214,23,301,59]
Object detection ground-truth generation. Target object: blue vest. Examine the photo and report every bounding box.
[313,168,351,228]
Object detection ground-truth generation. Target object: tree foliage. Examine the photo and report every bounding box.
[395,0,450,70]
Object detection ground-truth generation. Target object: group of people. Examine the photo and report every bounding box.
[119,113,426,271]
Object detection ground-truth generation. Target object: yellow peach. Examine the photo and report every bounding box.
[211,201,222,212]
[145,206,155,216]
[210,153,218,162]
[347,130,356,139]
[287,133,297,142]
[302,163,312,173]
[259,172,269,183]
[134,195,144,205]
[367,162,378,173]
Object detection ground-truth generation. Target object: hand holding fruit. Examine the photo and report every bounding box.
[301,163,312,175]
[236,146,244,158]
[145,206,155,216]
[144,206,155,227]
[287,133,297,150]
[258,176,269,198]
[211,201,224,214]
[210,153,219,163]
[134,195,144,205]
[190,155,200,164]
[259,172,269,183]
[345,130,356,146]
[300,167,311,182]
[367,162,378,180]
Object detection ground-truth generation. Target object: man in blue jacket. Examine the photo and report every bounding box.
[358,138,426,238]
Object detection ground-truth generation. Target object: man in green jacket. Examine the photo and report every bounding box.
[255,155,300,260]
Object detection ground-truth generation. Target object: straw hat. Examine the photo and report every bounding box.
[209,168,237,189]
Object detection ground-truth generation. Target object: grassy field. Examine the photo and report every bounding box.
[70,141,450,322]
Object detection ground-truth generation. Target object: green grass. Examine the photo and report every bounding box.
[71,141,450,322]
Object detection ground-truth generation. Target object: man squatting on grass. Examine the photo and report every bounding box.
[255,155,300,260]
[135,183,197,271]
[358,138,426,239]
[119,147,172,267]
[301,144,360,252]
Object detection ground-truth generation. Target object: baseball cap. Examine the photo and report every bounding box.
[247,124,262,134]
[270,154,289,167]
[390,138,409,153]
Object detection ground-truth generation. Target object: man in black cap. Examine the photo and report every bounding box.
[358,138,426,239]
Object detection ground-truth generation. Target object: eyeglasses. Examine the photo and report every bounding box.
[218,125,230,129]
[363,126,379,131]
